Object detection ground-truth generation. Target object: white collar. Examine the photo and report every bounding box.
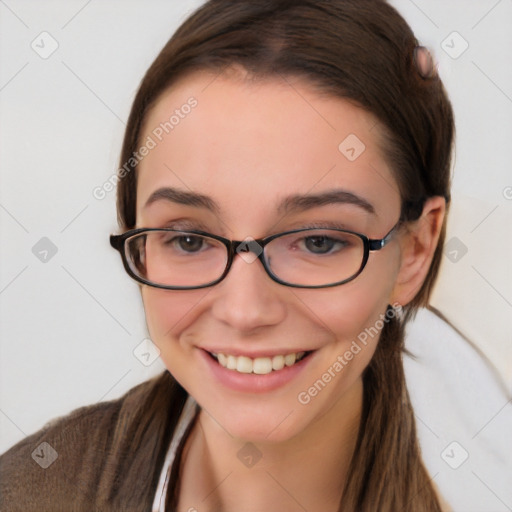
[152,395,199,512]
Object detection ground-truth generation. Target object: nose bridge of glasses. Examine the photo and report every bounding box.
[230,237,265,262]
[231,237,266,258]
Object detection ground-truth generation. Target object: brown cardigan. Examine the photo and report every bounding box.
[0,371,188,512]
[1,370,453,511]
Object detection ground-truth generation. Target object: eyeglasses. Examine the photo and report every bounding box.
[110,221,400,290]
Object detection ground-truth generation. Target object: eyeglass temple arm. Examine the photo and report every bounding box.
[368,221,401,251]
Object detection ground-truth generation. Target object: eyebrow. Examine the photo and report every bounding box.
[278,189,375,215]
[144,186,376,215]
[144,187,221,214]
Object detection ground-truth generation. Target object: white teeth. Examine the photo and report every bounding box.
[272,355,285,371]
[253,357,273,375]
[227,355,237,370]
[213,351,307,374]
[284,353,296,366]
[236,356,253,374]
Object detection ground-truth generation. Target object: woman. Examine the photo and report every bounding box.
[0,0,455,510]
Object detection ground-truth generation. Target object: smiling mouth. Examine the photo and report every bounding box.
[207,351,313,375]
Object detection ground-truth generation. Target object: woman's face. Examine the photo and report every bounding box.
[135,69,403,442]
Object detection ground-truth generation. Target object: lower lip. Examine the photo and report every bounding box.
[199,349,314,393]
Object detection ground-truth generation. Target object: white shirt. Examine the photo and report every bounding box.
[152,395,199,512]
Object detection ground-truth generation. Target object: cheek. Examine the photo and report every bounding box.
[141,287,206,343]
[298,268,396,344]
[141,288,210,389]
[292,255,399,385]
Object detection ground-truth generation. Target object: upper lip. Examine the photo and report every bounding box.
[200,347,313,358]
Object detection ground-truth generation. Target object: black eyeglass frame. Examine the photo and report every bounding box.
[110,220,401,290]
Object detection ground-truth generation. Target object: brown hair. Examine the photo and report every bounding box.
[115,0,455,510]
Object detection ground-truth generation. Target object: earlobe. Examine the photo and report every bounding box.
[390,196,446,307]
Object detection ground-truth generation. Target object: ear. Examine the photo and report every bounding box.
[390,196,446,307]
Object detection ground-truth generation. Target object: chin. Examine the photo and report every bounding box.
[193,387,317,444]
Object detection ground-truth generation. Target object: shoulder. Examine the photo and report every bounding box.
[0,370,183,511]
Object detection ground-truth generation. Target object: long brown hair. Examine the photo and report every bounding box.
[115,1,455,510]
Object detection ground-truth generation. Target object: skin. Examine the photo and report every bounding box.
[135,67,445,511]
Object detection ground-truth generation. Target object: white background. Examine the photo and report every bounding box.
[1,1,511,510]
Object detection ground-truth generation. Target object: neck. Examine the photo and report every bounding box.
[178,377,363,512]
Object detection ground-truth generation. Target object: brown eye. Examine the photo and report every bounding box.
[172,235,205,253]
[303,235,340,254]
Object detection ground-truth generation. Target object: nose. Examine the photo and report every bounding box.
[210,249,286,332]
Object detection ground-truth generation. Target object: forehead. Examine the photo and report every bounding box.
[136,70,400,231]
